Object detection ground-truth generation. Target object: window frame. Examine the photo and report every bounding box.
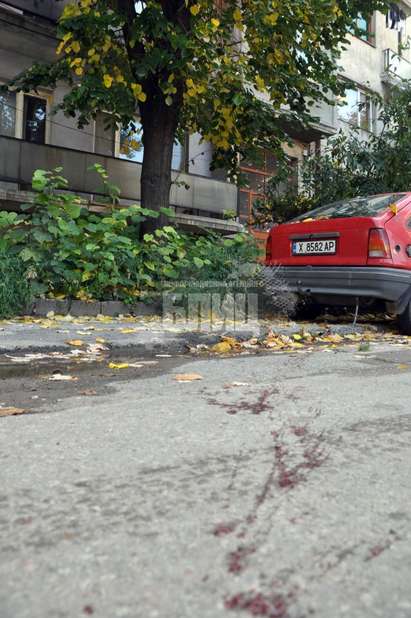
[352,11,376,46]
[337,84,377,134]
[114,120,188,172]
[0,85,51,144]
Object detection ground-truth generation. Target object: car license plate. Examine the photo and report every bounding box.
[292,239,336,255]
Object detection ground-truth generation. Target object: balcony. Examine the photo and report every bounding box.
[382,49,411,84]
[0,136,240,232]
[279,97,337,143]
[0,1,68,21]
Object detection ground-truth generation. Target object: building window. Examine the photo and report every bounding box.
[239,151,298,229]
[0,91,16,137]
[23,95,47,144]
[353,12,375,44]
[118,121,186,171]
[338,86,376,133]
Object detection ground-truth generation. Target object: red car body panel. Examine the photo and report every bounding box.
[266,194,411,270]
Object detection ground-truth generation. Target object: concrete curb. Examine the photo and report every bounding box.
[29,298,162,318]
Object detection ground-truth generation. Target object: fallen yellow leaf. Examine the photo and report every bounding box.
[174,373,203,382]
[108,362,129,369]
[120,328,138,334]
[211,341,233,354]
[0,406,28,417]
[65,339,84,347]
[398,364,408,370]
[95,337,106,344]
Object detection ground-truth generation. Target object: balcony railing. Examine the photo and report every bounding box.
[0,136,237,217]
[0,1,68,21]
[382,48,411,83]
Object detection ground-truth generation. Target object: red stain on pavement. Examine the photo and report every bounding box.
[225,590,295,617]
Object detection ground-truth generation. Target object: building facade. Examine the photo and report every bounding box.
[0,1,410,234]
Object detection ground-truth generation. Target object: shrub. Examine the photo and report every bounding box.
[0,251,31,318]
[0,167,258,302]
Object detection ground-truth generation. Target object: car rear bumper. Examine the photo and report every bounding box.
[268,265,411,309]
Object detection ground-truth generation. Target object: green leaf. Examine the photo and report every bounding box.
[19,248,37,262]
[32,170,48,191]
[64,202,82,219]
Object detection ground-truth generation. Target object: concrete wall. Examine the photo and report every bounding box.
[0,136,237,214]
[340,10,411,96]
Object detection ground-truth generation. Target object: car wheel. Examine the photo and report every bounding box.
[398,301,411,335]
[292,298,322,321]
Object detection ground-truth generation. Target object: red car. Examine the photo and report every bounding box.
[265,193,411,334]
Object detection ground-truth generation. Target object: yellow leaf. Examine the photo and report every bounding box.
[109,362,129,369]
[212,341,233,354]
[389,203,398,215]
[174,373,203,382]
[95,337,106,344]
[190,4,200,15]
[398,363,408,370]
[0,406,28,417]
[255,75,266,91]
[211,18,220,28]
[103,74,113,88]
[233,8,242,21]
[65,339,84,347]
[71,41,81,53]
[292,334,302,341]
[264,12,279,25]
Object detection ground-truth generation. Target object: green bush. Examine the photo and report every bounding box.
[0,167,258,302]
[0,251,31,318]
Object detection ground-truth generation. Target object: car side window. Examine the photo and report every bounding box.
[407,218,411,229]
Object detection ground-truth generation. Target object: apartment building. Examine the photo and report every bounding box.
[0,0,241,233]
[334,3,411,138]
[0,1,409,234]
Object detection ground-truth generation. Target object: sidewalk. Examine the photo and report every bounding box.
[0,313,392,358]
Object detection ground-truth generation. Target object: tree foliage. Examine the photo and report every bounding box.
[254,81,411,226]
[5,0,387,214]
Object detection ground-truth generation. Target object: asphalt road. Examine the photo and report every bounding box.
[1,343,411,618]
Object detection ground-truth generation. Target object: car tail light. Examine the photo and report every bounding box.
[368,228,392,259]
[266,236,272,262]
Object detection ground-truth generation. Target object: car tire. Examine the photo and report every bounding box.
[398,301,411,335]
[292,298,322,321]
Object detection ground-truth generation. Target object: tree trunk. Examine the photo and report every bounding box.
[140,99,179,234]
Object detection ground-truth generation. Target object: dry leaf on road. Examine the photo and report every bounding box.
[174,373,203,382]
[0,406,28,417]
[224,381,250,388]
[108,362,129,369]
[65,339,84,347]
[211,341,233,354]
[48,374,78,381]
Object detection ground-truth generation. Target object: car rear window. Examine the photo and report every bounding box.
[290,194,407,221]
